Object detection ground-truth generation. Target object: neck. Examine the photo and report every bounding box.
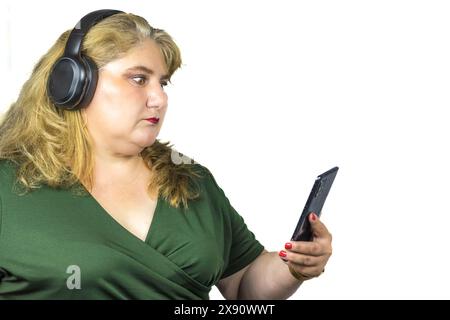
[92,152,150,188]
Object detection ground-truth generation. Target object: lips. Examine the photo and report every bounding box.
[146,117,159,124]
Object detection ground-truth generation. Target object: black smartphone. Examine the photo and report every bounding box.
[291,166,339,241]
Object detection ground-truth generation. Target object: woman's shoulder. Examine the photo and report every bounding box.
[0,161,15,205]
[189,162,212,178]
[0,159,17,179]
[0,159,18,191]
[189,162,215,185]
[0,158,14,168]
[188,162,227,200]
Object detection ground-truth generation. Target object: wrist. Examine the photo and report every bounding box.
[287,264,312,282]
[288,264,325,282]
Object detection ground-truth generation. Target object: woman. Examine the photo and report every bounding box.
[0,9,332,299]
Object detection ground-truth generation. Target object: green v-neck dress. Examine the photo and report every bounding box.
[0,160,264,299]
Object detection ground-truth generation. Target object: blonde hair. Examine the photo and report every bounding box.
[0,12,203,210]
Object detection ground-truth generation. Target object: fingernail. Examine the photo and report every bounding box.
[279,250,287,258]
[285,242,292,250]
[311,213,317,221]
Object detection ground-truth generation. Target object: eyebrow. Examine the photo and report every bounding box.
[125,65,170,80]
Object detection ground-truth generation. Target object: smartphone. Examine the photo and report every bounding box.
[291,166,339,241]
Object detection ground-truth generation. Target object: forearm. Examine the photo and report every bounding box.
[237,251,302,299]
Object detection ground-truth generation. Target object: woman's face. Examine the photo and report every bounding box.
[82,38,169,157]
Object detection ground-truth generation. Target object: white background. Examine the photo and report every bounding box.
[1,0,449,299]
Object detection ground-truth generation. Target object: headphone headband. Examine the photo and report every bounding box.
[64,9,124,57]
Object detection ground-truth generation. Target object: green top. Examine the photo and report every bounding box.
[0,160,264,299]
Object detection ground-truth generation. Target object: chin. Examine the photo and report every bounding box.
[132,129,159,148]
[138,137,157,149]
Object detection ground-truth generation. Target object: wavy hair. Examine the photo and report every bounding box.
[0,12,203,210]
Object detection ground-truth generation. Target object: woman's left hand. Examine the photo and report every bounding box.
[280,212,333,281]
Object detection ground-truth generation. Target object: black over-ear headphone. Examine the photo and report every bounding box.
[47,9,124,110]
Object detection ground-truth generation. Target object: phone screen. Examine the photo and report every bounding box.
[291,167,338,241]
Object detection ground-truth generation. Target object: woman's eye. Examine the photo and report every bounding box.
[130,75,168,88]
[131,75,148,86]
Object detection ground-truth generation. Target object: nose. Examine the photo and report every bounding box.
[146,82,167,109]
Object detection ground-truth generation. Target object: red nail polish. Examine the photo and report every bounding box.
[279,250,287,258]
[311,213,317,221]
[285,242,292,250]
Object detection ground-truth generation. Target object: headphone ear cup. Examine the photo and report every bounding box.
[47,57,87,110]
[77,56,98,109]
[48,10,123,110]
